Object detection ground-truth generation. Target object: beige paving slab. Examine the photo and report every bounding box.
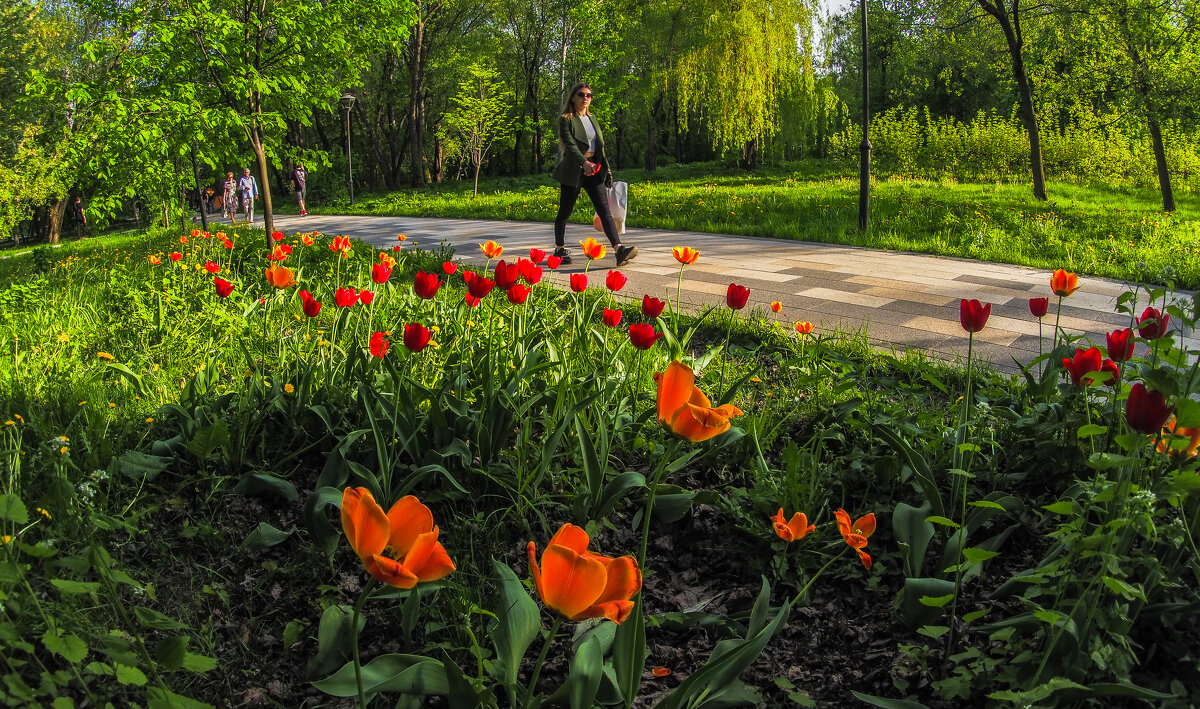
[796,287,894,309]
[902,315,1021,346]
[859,286,955,307]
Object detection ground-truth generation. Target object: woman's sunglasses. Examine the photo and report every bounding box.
[576,92,593,99]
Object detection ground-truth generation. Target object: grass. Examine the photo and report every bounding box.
[307,159,1200,289]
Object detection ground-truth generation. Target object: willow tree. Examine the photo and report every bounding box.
[674,0,818,167]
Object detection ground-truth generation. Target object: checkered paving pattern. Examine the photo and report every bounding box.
[273,214,1197,372]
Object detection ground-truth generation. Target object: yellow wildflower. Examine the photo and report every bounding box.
[284,383,295,394]
[1,535,10,545]
[145,417,154,424]
[36,507,51,519]
[56,332,69,343]
[97,352,115,360]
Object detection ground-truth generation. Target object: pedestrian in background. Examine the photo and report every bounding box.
[238,168,259,223]
[551,82,636,267]
[292,163,309,216]
[72,196,86,239]
[222,172,237,219]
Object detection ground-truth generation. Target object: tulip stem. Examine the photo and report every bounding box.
[789,546,848,607]
[351,578,377,709]
[522,614,563,707]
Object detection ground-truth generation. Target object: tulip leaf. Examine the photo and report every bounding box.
[490,560,540,691]
[900,578,954,629]
[569,635,603,709]
[102,362,148,396]
[312,653,447,696]
[875,425,944,516]
[233,472,298,502]
[612,597,646,708]
[1076,424,1107,438]
[0,493,29,524]
[1175,399,1200,427]
[892,501,934,578]
[439,649,484,707]
[241,522,294,550]
[304,486,346,557]
[594,472,646,519]
[146,687,215,709]
[115,450,170,482]
[307,604,362,678]
[574,414,604,517]
[849,691,931,709]
[134,606,189,631]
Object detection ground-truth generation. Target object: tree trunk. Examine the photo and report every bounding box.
[249,123,274,242]
[1147,117,1175,212]
[978,0,1048,201]
[47,199,65,244]
[740,139,759,170]
[408,16,427,187]
[644,93,664,172]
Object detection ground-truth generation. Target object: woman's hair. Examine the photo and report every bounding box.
[560,82,591,117]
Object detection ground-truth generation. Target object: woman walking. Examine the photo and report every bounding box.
[222,172,238,220]
[551,82,635,266]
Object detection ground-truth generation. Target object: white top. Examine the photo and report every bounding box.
[581,116,597,153]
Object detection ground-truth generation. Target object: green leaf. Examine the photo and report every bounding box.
[968,500,1006,511]
[0,494,28,523]
[988,676,1089,703]
[1101,576,1146,602]
[892,501,934,578]
[116,450,170,481]
[185,420,229,461]
[50,579,101,596]
[961,548,1000,564]
[155,636,189,671]
[233,473,298,502]
[51,697,75,709]
[134,606,189,631]
[307,604,362,678]
[916,625,949,639]
[850,691,931,709]
[1076,424,1107,438]
[962,609,990,623]
[182,652,218,673]
[490,560,540,690]
[241,522,294,550]
[924,515,961,528]
[919,594,954,608]
[146,687,216,709]
[570,635,603,709]
[115,663,147,686]
[312,654,447,696]
[612,596,646,708]
[1042,501,1075,515]
[42,630,88,663]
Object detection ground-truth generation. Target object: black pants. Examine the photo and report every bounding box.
[554,167,619,249]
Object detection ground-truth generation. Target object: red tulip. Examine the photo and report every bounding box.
[189,229,200,238]
[959,299,991,333]
[464,271,495,299]
[204,261,220,274]
[464,294,481,308]
[570,273,588,293]
[372,263,393,284]
[301,293,322,318]
[169,252,182,262]
[213,277,234,298]
[414,271,441,299]
[359,290,375,305]
[404,323,431,352]
[726,283,750,310]
[369,332,390,358]
[335,287,359,308]
[602,308,623,328]
[1029,297,1049,318]
[222,239,233,250]
[519,259,543,285]
[1137,307,1169,339]
[507,284,531,304]
[1106,328,1134,362]
[642,295,666,319]
[494,260,520,290]
[529,248,547,265]
[606,269,628,292]
[547,255,563,270]
[629,323,661,350]
[1099,358,1120,387]
[272,230,284,242]
[1126,383,1173,434]
[443,261,458,275]
[1062,347,1103,386]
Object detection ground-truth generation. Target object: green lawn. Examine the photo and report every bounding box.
[310,160,1200,289]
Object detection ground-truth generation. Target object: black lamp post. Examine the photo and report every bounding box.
[858,0,871,233]
[341,92,356,205]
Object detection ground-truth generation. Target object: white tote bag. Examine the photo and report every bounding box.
[593,181,629,235]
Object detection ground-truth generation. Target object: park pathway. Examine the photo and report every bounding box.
[268,213,1197,372]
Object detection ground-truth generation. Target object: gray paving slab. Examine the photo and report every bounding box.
[267,214,1197,373]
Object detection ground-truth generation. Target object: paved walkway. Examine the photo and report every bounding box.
[265,214,1197,372]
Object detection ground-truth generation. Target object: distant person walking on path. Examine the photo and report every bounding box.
[222,172,238,219]
[552,82,635,267]
[238,168,259,223]
[72,196,86,239]
[291,164,309,216]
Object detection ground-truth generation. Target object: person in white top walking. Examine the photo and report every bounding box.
[238,168,259,223]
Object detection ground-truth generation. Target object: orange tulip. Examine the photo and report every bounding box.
[264,264,297,288]
[301,233,315,246]
[379,252,397,268]
[1050,269,1079,297]
[480,240,504,259]
[795,321,814,336]
[1157,418,1200,459]
[527,523,641,623]
[654,361,744,443]
[330,236,352,257]
[580,237,606,260]
[148,255,161,265]
[672,246,699,265]
[770,301,782,313]
[340,487,456,588]
[772,509,815,542]
[835,509,876,570]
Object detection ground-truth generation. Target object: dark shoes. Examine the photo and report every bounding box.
[553,248,574,265]
[616,245,638,267]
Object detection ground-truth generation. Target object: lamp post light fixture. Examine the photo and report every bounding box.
[341,92,356,206]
